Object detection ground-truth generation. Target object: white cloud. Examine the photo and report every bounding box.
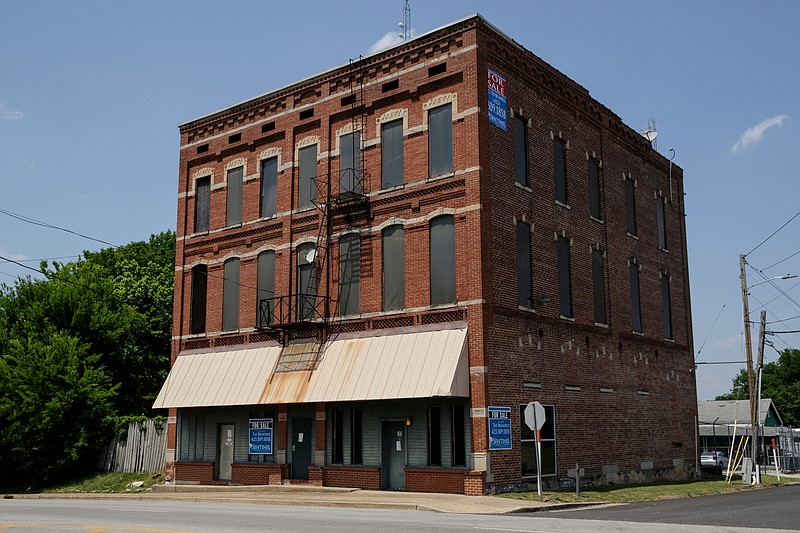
[713,334,742,351]
[368,31,404,55]
[0,104,24,121]
[0,248,29,263]
[731,114,789,153]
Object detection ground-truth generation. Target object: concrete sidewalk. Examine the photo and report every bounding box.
[12,484,587,514]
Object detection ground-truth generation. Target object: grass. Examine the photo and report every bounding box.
[501,474,795,504]
[41,472,165,494]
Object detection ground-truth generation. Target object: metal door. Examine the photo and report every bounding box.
[217,423,234,480]
[291,417,312,480]
[382,421,405,490]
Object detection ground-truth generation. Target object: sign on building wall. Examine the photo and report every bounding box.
[488,406,512,450]
[487,68,507,131]
[248,418,273,454]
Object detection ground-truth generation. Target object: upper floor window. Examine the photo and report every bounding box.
[625,176,637,236]
[661,274,673,340]
[516,221,532,308]
[222,258,240,331]
[189,264,207,334]
[297,243,317,321]
[260,157,278,218]
[430,215,455,305]
[657,195,667,249]
[298,145,317,209]
[554,138,568,204]
[557,236,572,318]
[339,234,360,316]
[514,116,528,186]
[588,157,602,220]
[381,119,404,189]
[226,166,243,226]
[194,176,210,233]
[257,251,275,327]
[592,250,607,325]
[629,261,642,333]
[382,224,405,311]
[429,104,453,177]
[340,131,362,194]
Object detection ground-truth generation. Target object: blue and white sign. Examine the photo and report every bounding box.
[488,406,512,450]
[487,68,507,131]
[248,418,273,454]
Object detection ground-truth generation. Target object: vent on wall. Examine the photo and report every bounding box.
[428,63,446,77]
[228,133,241,144]
[299,108,314,120]
[197,143,209,154]
[262,121,275,133]
[382,80,399,92]
[341,94,356,106]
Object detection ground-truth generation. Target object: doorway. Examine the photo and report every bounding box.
[291,417,312,480]
[381,421,405,490]
[216,423,234,481]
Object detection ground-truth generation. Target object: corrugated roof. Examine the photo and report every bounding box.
[153,326,469,409]
[697,399,782,426]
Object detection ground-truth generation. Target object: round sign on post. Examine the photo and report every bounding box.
[524,401,546,431]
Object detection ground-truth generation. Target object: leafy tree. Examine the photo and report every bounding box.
[716,348,800,427]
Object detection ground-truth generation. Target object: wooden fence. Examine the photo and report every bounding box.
[98,420,166,473]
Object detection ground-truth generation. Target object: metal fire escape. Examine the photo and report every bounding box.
[258,58,370,373]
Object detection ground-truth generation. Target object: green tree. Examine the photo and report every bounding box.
[716,348,800,426]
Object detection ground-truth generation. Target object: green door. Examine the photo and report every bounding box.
[382,421,405,490]
[291,417,312,480]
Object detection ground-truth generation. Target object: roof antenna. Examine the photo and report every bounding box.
[398,0,411,41]
[639,118,658,150]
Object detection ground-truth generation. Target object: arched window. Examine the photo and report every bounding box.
[382,225,404,311]
[222,258,240,330]
[339,234,360,316]
[190,264,207,334]
[297,243,317,320]
[430,215,455,305]
[257,251,275,326]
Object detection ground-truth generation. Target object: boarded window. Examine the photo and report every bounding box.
[589,157,601,219]
[554,138,567,204]
[657,196,667,249]
[592,250,607,325]
[430,215,456,305]
[662,276,673,339]
[332,409,344,464]
[190,264,207,334]
[226,166,243,226]
[516,221,532,307]
[382,224,404,311]
[630,262,642,333]
[297,243,317,321]
[429,104,453,177]
[194,176,210,233]
[514,116,528,185]
[521,404,556,476]
[340,131,361,194]
[260,157,278,218]
[626,177,637,236]
[298,145,317,208]
[257,251,275,327]
[451,405,466,467]
[222,258,240,331]
[557,236,572,318]
[381,119,404,188]
[350,409,363,465]
[427,406,442,466]
[339,234,360,316]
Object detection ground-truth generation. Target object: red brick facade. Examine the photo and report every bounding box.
[162,15,697,494]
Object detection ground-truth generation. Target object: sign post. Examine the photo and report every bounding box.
[524,401,546,501]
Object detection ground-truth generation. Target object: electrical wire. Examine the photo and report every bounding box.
[760,248,800,273]
[0,255,81,264]
[695,278,739,361]
[745,209,800,256]
[0,206,118,248]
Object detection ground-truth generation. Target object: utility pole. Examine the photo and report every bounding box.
[755,309,766,482]
[739,254,757,482]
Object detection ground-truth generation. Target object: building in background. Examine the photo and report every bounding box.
[154,14,697,494]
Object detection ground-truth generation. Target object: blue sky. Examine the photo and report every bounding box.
[1,1,798,401]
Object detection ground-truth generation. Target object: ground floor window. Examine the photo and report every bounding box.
[451,405,466,467]
[350,408,363,464]
[427,406,442,466]
[178,410,205,462]
[520,404,556,477]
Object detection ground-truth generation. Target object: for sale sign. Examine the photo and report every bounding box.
[488,69,507,131]
[488,406,512,450]
[248,418,273,454]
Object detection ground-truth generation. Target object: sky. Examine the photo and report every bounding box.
[1,1,798,401]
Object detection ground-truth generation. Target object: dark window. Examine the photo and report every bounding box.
[299,108,314,120]
[516,221,532,308]
[226,166,243,226]
[194,176,210,233]
[257,251,275,327]
[222,258,240,331]
[381,119,404,188]
[554,138,567,204]
[298,145,317,208]
[625,177,637,236]
[297,243,317,321]
[428,63,446,76]
[429,104,453,177]
[630,262,642,333]
[592,250,607,325]
[190,264,207,334]
[350,409,363,465]
[260,157,278,218]
[339,234,360,316]
[382,225,404,311]
[340,132,361,194]
[193,413,205,461]
[427,406,441,466]
[662,275,672,339]
[430,215,456,305]
[197,143,209,154]
[228,133,241,144]
[514,116,528,186]
[382,79,399,92]
[657,195,667,249]
[332,409,344,464]
[340,94,356,106]
[521,404,556,476]
[557,236,572,318]
[261,121,275,133]
[589,157,602,219]
[451,405,466,467]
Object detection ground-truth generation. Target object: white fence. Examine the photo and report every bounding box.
[98,420,166,473]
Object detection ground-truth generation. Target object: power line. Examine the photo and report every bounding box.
[0,206,118,248]
[760,248,800,272]
[745,209,800,257]
[695,278,739,362]
[0,255,81,264]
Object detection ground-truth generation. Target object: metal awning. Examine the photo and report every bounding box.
[153,325,469,409]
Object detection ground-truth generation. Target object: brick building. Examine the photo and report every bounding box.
[154,14,697,495]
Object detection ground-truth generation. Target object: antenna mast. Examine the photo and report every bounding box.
[398,0,411,41]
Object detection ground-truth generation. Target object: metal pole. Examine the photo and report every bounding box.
[739,254,757,483]
[536,428,543,501]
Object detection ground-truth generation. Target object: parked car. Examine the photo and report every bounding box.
[701,450,729,474]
